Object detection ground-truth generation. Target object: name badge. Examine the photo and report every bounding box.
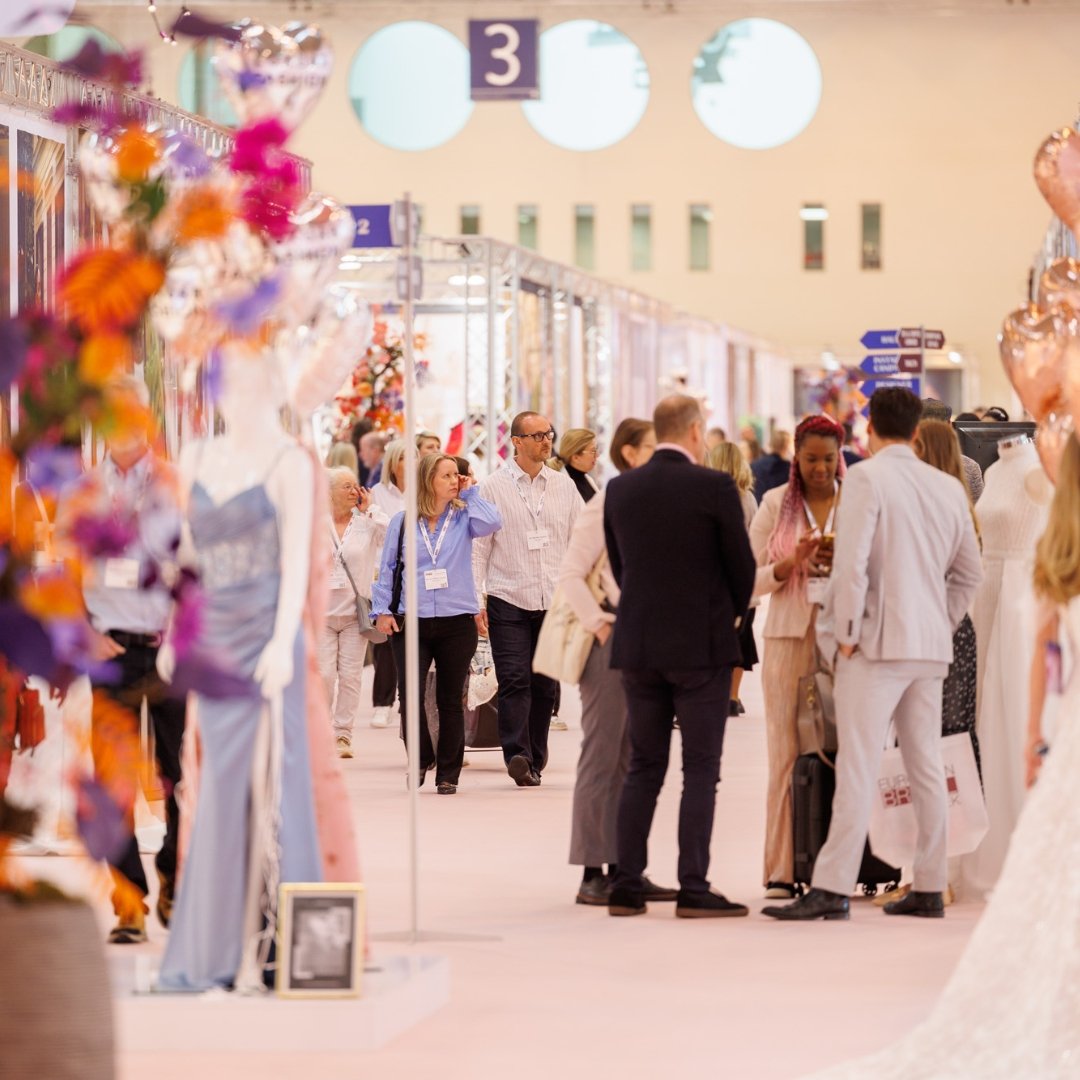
[424,568,449,591]
[806,576,829,606]
[330,567,348,589]
[527,530,550,551]
[104,557,140,590]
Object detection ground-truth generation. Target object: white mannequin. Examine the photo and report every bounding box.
[159,346,313,696]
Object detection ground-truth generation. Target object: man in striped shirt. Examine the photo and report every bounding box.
[473,412,581,786]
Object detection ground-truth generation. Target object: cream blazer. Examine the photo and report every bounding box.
[556,490,620,634]
[749,483,819,640]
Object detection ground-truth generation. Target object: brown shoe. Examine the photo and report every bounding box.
[156,869,175,929]
[108,904,148,944]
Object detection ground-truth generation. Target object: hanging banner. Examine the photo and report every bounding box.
[469,19,540,101]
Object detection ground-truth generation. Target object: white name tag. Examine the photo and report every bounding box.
[104,557,140,590]
[527,530,550,551]
[424,568,449,591]
[330,567,348,589]
[806,576,829,606]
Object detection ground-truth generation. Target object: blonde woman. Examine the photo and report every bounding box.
[326,440,359,476]
[808,433,1080,1080]
[551,428,601,503]
[372,454,501,793]
[706,442,759,716]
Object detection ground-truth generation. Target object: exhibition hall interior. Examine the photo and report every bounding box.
[2,0,1080,1077]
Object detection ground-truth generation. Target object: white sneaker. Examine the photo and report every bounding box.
[371,707,390,729]
[550,716,568,732]
[336,736,353,759]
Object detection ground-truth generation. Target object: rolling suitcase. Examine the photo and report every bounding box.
[792,752,901,897]
[464,694,500,749]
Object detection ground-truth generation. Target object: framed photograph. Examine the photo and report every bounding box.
[277,883,365,999]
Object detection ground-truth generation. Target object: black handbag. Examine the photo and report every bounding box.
[389,518,406,618]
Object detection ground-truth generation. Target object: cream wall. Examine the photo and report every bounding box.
[70,3,1080,406]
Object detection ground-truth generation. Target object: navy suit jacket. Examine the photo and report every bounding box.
[603,449,756,671]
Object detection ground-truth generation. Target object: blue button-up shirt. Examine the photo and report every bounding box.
[371,486,501,618]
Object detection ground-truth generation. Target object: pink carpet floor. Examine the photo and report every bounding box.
[99,656,985,1080]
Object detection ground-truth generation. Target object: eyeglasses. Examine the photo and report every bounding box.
[514,430,556,444]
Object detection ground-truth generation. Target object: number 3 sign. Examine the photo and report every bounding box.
[469,19,539,101]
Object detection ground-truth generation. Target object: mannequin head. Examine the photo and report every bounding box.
[218,347,287,440]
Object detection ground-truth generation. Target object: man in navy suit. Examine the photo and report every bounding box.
[603,395,756,919]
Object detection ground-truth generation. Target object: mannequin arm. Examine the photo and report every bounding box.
[254,444,314,697]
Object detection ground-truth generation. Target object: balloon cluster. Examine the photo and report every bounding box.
[79,18,371,417]
[1000,128,1080,480]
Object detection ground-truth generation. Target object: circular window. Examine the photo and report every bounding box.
[691,19,821,150]
[178,45,238,128]
[522,21,649,152]
[23,25,121,62]
[348,21,473,152]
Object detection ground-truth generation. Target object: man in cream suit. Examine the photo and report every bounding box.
[764,388,982,921]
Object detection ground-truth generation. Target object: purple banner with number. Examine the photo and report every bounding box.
[469,19,539,101]
[348,205,395,248]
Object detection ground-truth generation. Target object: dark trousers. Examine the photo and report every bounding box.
[371,639,397,708]
[486,595,557,770]
[90,636,185,900]
[391,615,477,785]
[613,666,732,895]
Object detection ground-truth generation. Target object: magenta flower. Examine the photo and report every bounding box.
[69,512,138,559]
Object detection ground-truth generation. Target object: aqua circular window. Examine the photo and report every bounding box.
[348,21,474,152]
[522,21,649,152]
[691,19,822,150]
[178,44,238,128]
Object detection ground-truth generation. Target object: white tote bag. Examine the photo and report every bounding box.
[532,554,608,685]
[868,732,989,868]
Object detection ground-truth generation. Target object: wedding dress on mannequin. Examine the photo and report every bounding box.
[157,349,322,992]
[964,436,1051,899]
[810,595,1080,1078]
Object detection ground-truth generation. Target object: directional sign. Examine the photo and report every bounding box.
[860,329,900,350]
[860,376,921,416]
[859,353,922,377]
[348,205,395,248]
[899,327,946,349]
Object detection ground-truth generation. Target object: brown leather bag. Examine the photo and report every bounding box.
[796,647,837,766]
[15,686,46,752]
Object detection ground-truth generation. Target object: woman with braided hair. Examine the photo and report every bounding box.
[749,414,846,899]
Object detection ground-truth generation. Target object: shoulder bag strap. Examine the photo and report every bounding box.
[329,520,363,603]
[389,518,407,615]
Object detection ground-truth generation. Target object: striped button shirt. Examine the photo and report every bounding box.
[472,458,581,612]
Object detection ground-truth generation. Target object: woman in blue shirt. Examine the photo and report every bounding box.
[372,454,501,793]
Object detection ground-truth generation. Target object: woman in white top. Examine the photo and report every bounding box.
[706,441,759,717]
[319,467,390,757]
[366,439,406,727]
[558,418,677,907]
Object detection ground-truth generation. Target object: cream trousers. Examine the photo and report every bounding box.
[319,615,367,738]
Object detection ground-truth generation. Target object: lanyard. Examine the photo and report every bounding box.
[419,508,455,566]
[803,482,838,535]
[515,473,546,521]
[329,514,355,564]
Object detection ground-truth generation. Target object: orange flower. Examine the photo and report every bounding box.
[174,187,233,243]
[0,448,14,544]
[78,332,133,386]
[59,248,165,333]
[19,568,86,621]
[114,127,160,184]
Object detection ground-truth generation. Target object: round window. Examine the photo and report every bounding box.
[522,21,649,152]
[348,21,474,152]
[691,19,822,150]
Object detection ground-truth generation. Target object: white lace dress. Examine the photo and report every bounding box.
[809,596,1080,1079]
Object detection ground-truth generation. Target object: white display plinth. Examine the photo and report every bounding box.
[110,954,449,1052]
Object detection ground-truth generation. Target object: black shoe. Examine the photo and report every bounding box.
[155,869,175,929]
[675,890,749,919]
[764,881,797,900]
[436,781,457,795]
[641,875,678,902]
[576,875,612,906]
[883,890,945,918]
[608,885,646,917]
[531,770,542,786]
[508,755,537,787]
[736,700,746,716]
[762,887,849,921]
[728,700,740,717]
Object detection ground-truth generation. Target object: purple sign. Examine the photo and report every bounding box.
[469,19,539,101]
[348,205,395,248]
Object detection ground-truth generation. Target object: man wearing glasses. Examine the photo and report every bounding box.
[473,412,581,786]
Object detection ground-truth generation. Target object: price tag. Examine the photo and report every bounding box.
[527,529,550,551]
[424,569,449,591]
[104,557,140,590]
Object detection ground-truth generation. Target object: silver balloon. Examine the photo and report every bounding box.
[285,285,374,420]
[271,193,356,326]
[1038,256,1080,312]
[213,20,330,133]
[152,128,213,194]
[149,241,227,344]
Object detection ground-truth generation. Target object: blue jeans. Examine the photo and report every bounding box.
[487,595,558,771]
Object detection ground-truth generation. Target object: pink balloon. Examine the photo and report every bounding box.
[999,302,1080,422]
[1034,128,1080,237]
[1036,404,1076,483]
